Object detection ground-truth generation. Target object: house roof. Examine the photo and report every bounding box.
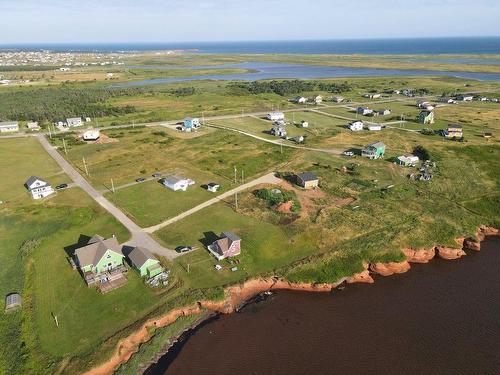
[419,110,433,116]
[75,236,123,268]
[221,231,241,243]
[448,124,463,129]
[67,117,81,122]
[207,182,220,188]
[163,175,186,185]
[367,141,385,149]
[128,247,158,269]
[25,176,49,189]
[0,121,18,127]
[297,172,318,182]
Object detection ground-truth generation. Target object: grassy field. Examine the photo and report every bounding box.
[0,58,499,374]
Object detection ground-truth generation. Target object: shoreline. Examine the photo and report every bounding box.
[83,226,499,375]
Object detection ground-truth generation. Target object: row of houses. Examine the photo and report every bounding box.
[348,120,381,131]
[292,95,323,104]
[73,235,166,291]
[356,107,391,117]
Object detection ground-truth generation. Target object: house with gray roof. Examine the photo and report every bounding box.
[25,176,54,200]
[128,247,163,278]
[296,172,319,189]
[74,235,126,286]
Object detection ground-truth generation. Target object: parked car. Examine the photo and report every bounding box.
[56,183,68,190]
[342,151,355,157]
[152,173,162,178]
[135,178,146,183]
[175,246,192,253]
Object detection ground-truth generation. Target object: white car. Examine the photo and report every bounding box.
[214,264,223,271]
[342,151,355,157]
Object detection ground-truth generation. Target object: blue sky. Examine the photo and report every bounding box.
[1,0,499,43]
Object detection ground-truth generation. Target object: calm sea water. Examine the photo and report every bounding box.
[2,37,500,54]
[112,61,500,87]
[147,237,500,375]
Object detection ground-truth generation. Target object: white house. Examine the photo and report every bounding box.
[300,121,309,128]
[294,96,307,104]
[368,124,382,131]
[270,125,287,137]
[267,112,285,121]
[85,117,92,122]
[348,120,364,131]
[25,176,55,200]
[378,109,391,116]
[66,117,83,127]
[26,121,40,131]
[397,155,419,167]
[332,96,344,103]
[207,183,220,193]
[183,117,200,131]
[457,94,474,102]
[363,93,381,99]
[314,95,323,104]
[83,129,100,141]
[161,175,194,192]
[357,107,373,116]
[0,121,19,133]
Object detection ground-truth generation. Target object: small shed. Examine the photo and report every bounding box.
[5,293,22,312]
[362,142,386,159]
[296,172,319,189]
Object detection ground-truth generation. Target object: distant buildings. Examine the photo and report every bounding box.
[357,107,373,116]
[445,124,463,138]
[378,109,391,116]
[161,175,194,191]
[417,110,434,125]
[83,129,100,141]
[332,96,344,103]
[397,155,419,167]
[270,125,287,138]
[457,94,473,102]
[24,176,55,200]
[183,117,200,132]
[0,121,19,133]
[66,117,83,127]
[348,120,364,131]
[296,172,319,189]
[26,121,40,131]
[313,95,323,104]
[363,93,381,99]
[267,112,285,121]
[293,96,307,104]
[362,142,386,160]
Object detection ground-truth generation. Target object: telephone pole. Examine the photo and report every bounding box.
[111,178,115,193]
[241,170,244,183]
[234,166,237,184]
[83,157,89,176]
[62,138,68,155]
[235,192,238,210]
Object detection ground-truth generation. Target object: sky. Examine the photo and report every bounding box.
[1,0,499,44]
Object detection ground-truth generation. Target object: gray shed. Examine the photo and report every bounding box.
[5,293,22,312]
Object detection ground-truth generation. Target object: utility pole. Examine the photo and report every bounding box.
[234,166,237,184]
[83,157,89,176]
[48,124,52,139]
[62,138,68,155]
[111,178,115,193]
[202,112,205,126]
[235,192,238,210]
[241,170,244,183]
[132,120,135,129]
[53,314,59,327]
[187,263,190,274]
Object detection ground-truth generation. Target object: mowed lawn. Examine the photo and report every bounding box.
[0,137,67,202]
[155,202,320,289]
[106,172,221,227]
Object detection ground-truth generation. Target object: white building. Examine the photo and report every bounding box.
[25,176,55,200]
[294,96,307,104]
[368,124,382,131]
[270,125,287,138]
[207,183,220,193]
[314,95,323,104]
[161,176,194,192]
[83,129,100,141]
[300,121,309,128]
[348,120,364,132]
[332,96,344,103]
[0,121,19,133]
[397,155,419,167]
[267,112,285,121]
[66,117,83,127]
[26,121,40,131]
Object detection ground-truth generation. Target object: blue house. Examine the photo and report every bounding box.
[183,117,200,131]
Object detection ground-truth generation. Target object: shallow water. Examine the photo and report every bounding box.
[147,237,500,375]
[113,61,500,87]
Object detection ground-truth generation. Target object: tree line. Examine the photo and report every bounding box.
[228,79,352,96]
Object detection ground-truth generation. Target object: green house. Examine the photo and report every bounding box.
[417,110,434,124]
[128,247,163,278]
[74,235,125,275]
[362,141,386,159]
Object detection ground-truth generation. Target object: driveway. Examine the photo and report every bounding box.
[143,172,282,233]
[36,134,179,259]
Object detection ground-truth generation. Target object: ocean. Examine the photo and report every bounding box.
[146,237,500,375]
[1,37,500,54]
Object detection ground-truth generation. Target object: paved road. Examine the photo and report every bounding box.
[144,172,282,233]
[36,134,179,259]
